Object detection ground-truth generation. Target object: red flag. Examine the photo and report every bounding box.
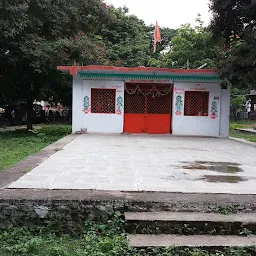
[153,21,161,53]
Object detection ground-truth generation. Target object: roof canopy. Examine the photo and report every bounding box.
[57,65,222,82]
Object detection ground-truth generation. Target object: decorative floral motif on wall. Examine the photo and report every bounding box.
[116,96,123,115]
[83,96,90,114]
[175,95,183,116]
[210,101,218,119]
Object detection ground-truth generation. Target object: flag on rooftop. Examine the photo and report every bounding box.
[153,20,161,53]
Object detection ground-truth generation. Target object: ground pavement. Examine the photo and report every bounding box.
[8,134,256,194]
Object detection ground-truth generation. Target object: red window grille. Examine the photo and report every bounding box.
[184,91,209,116]
[91,89,116,114]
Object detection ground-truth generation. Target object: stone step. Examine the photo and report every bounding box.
[125,212,256,235]
[128,234,256,248]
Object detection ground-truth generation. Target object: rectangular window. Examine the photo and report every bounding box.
[91,89,116,114]
[184,91,209,116]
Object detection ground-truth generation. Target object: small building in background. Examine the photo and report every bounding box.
[249,90,256,120]
[250,90,256,112]
[57,66,230,137]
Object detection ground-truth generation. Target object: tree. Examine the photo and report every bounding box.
[100,8,177,68]
[230,87,247,120]
[164,23,219,69]
[0,0,112,130]
[146,27,177,55]
[210,0,256,90]
[100,7,150,67]
[146,15,219,69]
[147,27,177,67]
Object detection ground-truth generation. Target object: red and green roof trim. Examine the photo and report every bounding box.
[57,65,222,82]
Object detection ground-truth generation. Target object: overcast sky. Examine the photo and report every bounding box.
[105,0,212,28]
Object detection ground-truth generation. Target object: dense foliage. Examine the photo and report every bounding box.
[0,0,112,129]
[147,17,219,69]
[101,7,150,67]
[210,0,256,89]
[0,1,177,130]
[2,0,254,130]
[230,87,247,119]
[164,23,218,69]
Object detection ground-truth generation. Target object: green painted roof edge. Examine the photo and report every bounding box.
[78,72,221,82]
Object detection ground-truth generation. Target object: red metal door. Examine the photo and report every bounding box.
[124,84,172,134]
[124,89,145,133]
[146,92,171,134]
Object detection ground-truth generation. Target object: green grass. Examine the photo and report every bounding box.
[230,121,256,142]
[0,124,71,171]
[0,215,255,256]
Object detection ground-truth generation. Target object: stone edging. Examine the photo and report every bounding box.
[235,128,256,134]
[229,137,256,148]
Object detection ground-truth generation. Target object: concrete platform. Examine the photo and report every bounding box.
[8,134,256,194]
[128,234,256,247]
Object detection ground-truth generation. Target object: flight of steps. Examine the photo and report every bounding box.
[125,211,256,249]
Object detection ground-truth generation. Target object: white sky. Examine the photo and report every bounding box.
[105,0,212,28]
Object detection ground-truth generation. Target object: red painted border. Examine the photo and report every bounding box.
[57,65,216,75]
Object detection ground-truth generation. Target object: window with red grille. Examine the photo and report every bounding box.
[184,91,209,116]
[91,89,116,114]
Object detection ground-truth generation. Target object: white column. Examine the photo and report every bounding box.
[219,85,231,137]
[72,75,83,133]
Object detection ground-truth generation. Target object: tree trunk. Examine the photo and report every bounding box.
[232,109,237,121]
[27,101,33,131]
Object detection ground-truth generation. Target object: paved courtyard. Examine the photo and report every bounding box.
[8,135,256,194]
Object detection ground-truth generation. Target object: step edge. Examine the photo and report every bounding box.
[125,212,256,223]
[128,234,256,247]
[126,219,256,224]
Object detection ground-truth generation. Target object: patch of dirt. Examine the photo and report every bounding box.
[201,175,247,183]
[181,161,243,174]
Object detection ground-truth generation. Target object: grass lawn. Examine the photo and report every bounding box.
[230,121,256,142]
[0,124,71,171]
